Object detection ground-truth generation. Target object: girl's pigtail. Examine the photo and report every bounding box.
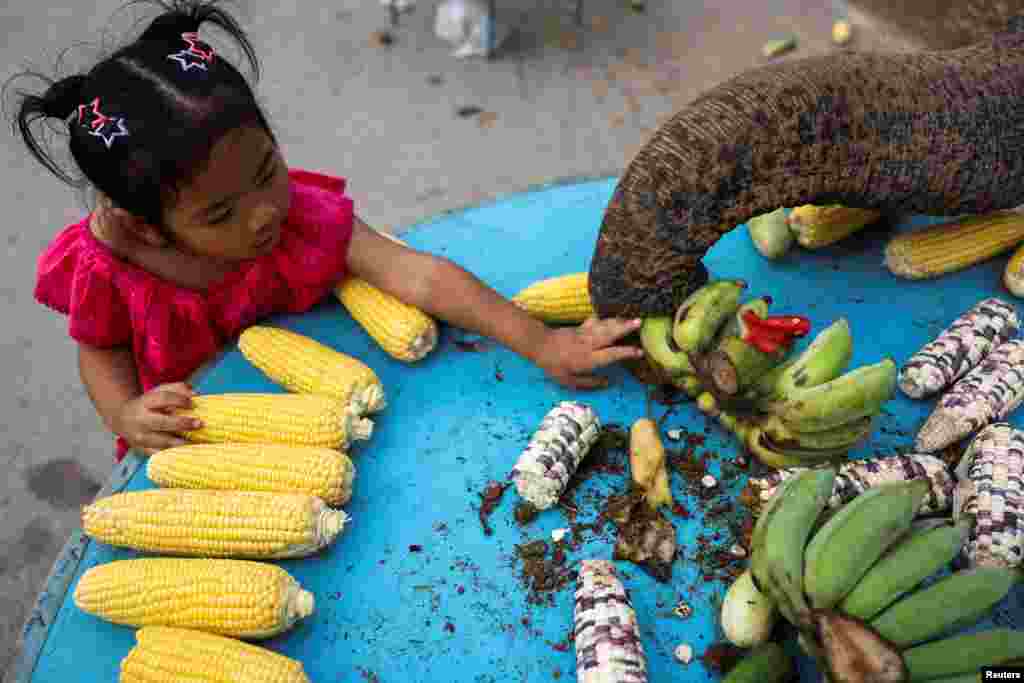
[128,0,260,80]
[10,73,90,186]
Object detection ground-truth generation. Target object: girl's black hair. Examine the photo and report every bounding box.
[4,0,277,231]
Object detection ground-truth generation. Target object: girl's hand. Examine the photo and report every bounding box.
[535,316,645,390]
[113,382,202,455]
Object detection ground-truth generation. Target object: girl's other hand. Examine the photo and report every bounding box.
[535,316,645,390]
[113,382,202,455]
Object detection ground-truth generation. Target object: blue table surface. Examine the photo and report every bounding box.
[15,177,1024,683]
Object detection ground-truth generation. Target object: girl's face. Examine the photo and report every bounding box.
[164,124,291,261]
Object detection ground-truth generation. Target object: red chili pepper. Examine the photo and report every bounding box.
[741,310,811,353]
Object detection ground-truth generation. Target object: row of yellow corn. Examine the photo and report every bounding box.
[746,204,1024,296]
[74,326,394,681]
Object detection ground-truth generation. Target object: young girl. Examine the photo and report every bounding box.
[10,0,643,460]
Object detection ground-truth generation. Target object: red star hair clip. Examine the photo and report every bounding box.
[167,31,216,72]
[76,97,129,149]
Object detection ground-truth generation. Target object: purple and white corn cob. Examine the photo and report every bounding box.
[510,401,600,510]
[915,339,1024,452]
[746,454,954,515]
[574,560,647,683]
[898,298,1019,399]
[953,423,1024,569]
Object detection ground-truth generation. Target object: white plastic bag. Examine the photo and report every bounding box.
[434,0,509,58]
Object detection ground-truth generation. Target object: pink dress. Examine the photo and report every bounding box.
[35,168,356,461]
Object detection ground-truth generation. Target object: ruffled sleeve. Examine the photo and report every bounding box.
[272,169,356,312]
[35,222,133,348]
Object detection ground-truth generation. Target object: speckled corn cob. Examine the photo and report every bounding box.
[744,454,954,515]
[916,340,1024,452]
[899,298,1020,399]
[573,559,648,683]
[953,423,1024,569]
[510,402,600,510]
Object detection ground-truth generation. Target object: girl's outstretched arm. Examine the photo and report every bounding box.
[344,217,644,389]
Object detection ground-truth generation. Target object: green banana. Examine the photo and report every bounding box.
[902,628,1024,680]
[814,609,906,683]
[745,424,851,470]
[802,479,929,610]
[755,318,853,403]
[672,279,746,353]
[672,373,703,397]
[760,413,874,451]
[838,518,971,621]
[640,316,694,376]
[720,642,793,683]
[747,356,798,400]
[765,358,897,433]
[747,207,795,260]
[750,467,837,629]
[870,566,1021,648]
[709,335,787,395]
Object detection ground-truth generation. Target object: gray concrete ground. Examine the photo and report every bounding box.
[0,0,916,678]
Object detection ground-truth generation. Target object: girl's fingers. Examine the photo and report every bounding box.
[589,317,644,346]
[586,345,645,369]
[147,412,202,434]
[565,373,609,390]
[144,390,194,411]
[138,433,190,452]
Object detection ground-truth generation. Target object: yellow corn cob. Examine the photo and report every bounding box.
[120,626,311,683]
[787,204,882,248]
[147,443,354,506]
[174,393,372,449]
[73,558,314,639]
[334,278,438,362]
[511,272,594,324]
[82,489,349,558]
[885,211,1024,280]
[1005,241,1024,297]
[239,325,385,414]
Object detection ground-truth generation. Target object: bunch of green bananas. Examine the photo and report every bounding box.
[640,279,898,469]
[740,466,1024,682]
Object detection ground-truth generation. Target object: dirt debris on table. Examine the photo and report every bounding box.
[500,420,757,606]
[701,642,744,675]
[478,481,508,536]
[515,539,576,606]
